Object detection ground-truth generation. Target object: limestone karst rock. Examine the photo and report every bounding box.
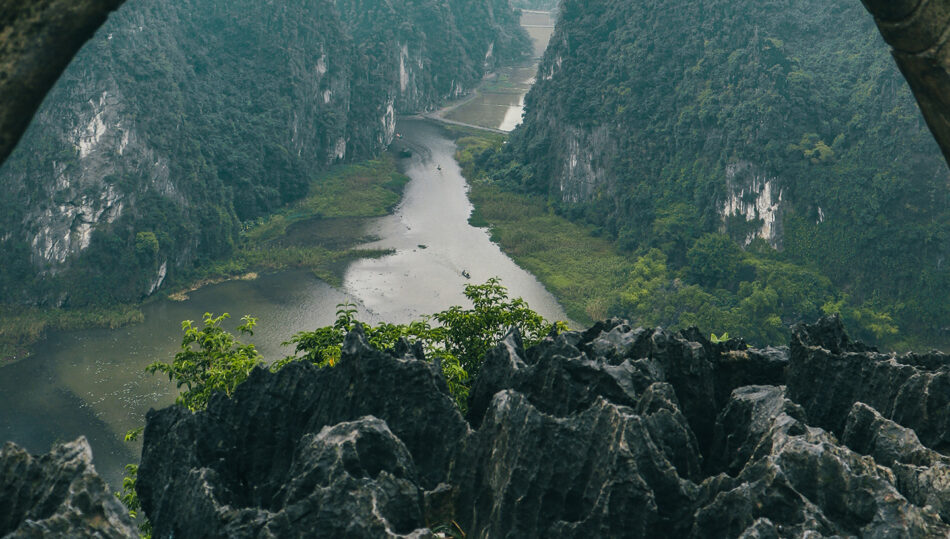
[137,327,467,537]
[136,318,950,538]
[0,437,136,538]
[861,0,950,165]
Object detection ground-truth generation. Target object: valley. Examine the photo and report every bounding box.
[3,1,950,537]
[0,10,560,491]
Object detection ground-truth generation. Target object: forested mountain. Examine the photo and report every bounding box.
[480,0,950,347]
[0,0,528,307]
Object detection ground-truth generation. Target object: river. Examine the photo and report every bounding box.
[442,10,555,132]
[0,12,559,490]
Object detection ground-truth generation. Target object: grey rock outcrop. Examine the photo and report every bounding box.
[788,315,950,450]
[136,317,950,538]
[0,0,124,164]
[138,327,467,538]
[861,0,950,167]
[0,437,136,538]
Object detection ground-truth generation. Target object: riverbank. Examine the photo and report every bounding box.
[0,120,570,493]
[421,9,553,135]
[452,128,950,352]
[450,127,624,326]
[0,155,409,363]
[341,119,569,325]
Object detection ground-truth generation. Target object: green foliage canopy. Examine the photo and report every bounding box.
[147,312,264,412]
[279,278,565,409]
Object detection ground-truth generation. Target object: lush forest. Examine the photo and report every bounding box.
[0,0,528,309]
[474,0,950,348]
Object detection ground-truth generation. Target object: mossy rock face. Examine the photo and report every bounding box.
[863,0,950,168]
[0,0,125,163]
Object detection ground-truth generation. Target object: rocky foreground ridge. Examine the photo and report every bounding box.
[0,437,136,538]
[5,317,950,537]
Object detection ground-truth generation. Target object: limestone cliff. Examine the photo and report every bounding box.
[0,0,125,164]
[0,0,529,307]
[488,0,950,346]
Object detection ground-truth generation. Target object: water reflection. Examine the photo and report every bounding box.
[0,9,563,492]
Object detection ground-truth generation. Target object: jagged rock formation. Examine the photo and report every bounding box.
[0,0,125,164]
[861,0,950,166]
[137,317,950,537]
[137,330,467,537]
[0,437,136,538]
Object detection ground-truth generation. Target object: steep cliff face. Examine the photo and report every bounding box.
[0,0,529,307]
[491,0,950,344]
[134,319,950,537]
[516,0,948,242]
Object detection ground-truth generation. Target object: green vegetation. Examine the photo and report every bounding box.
[471,0,950,350]
[0,0,529,311]
[457,132,924,349]
[276,278,564,408]
[142,279,560,413]
[116,427,151,538]
[186,157,409,288]
[0,305,144,364]
[0,157,408,362]
[119,311,268,537]
[147,313,264,411]
[117,278,560,526]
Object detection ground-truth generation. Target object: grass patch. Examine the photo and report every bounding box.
[243,157,409,244]
[451,130,631,325]
[0,305,145,364]
[467,183,630,325]
[453,132,950,351]
[168,154,409,295]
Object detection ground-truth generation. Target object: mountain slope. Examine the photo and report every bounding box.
[483,0,950,346]
[0,0,529,307]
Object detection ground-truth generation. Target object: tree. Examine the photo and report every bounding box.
[146,312,264,411]
[433,277,564,378]
[134,231,160,261]
[686,233,745,289]
[279,278,566,409]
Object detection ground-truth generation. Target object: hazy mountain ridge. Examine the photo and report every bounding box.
[482,0,950,347]
[0,0,529,307]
